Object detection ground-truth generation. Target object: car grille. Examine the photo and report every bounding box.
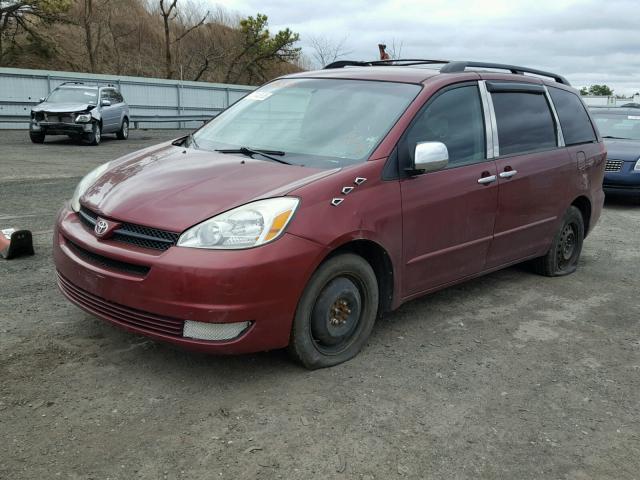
[57,272,184,337]
[45,113,75,123]
[65,238,150,276]
[78,206,180,251]
[605,160,624,172]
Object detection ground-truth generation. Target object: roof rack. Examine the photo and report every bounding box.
[324,58,570,86]
[324,58,449,69]
[440,61,570,86]
[58,81,118,89]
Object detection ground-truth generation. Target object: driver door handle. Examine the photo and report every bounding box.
[477,175,497,185]
[499,170,518,179]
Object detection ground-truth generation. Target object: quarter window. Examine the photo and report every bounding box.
[405,85,486,168]
[492,92,557,156]
[548,87,596,145]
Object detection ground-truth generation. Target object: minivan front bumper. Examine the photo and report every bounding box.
[53,206,326,354]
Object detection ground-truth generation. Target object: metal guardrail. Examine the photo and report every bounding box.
[0,67,255,130]
[0,113,217,127]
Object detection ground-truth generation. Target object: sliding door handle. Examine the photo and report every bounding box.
[477,175,497,185]
[499,170,518,179]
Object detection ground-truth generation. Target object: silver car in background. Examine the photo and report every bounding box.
[29,82,129,146]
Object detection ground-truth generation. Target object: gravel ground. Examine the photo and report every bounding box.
[1,129,639,480]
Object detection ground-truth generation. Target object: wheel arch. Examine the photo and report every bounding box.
[324,239,395,316]
[571,195,592,237]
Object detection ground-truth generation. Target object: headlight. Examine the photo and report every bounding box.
[635,158,640,171]
[70,162,112,212]
[177,197,299,249]
[75,113,91,123]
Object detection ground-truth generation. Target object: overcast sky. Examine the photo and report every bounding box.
[213,0,640,95]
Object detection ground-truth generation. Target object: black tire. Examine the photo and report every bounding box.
[83,122,101,146]
[289,253,379,369]
[116,118,129,140]
[29,132,45,144]
[531,206,584,277]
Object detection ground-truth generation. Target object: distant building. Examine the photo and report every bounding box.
[582,93,640,107]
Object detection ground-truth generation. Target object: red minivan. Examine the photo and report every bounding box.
[54,60,606,368]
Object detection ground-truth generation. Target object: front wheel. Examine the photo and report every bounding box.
[289,253,379,369]
[29,132,45,144]
[116,118,129,140]
[531,206,584,276]
[83,123,101,146]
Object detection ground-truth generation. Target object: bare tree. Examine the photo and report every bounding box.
[307,34,351,68]
[387,38,403,60]
[79,0,111,72]
[106,3,136,74]
[159,0,207,79]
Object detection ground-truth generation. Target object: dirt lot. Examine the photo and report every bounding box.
[1,129,639,479]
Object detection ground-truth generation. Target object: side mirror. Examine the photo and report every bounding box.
[412,141,449,174]
[101,99,111,106]
[39,97,45,102]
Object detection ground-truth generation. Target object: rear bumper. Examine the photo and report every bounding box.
[53,206,327,354]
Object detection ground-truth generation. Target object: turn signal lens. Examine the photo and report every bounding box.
[264,210,294,241]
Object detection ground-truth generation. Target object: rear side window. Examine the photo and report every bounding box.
[492,92,556,156]
[548,87,596,145]
[405,85,486,168]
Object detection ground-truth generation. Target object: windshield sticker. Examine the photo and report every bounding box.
[246,91,273,101]
[628,116,640,120]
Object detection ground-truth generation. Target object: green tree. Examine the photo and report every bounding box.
[583,84,614,96]
[0,0,71,65]
[224,13,300,84]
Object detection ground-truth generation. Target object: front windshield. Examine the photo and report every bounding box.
[192,78,421,168]
[592,112,640,141]
[47,88,98,104]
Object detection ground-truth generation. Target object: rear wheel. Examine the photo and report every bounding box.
[532,206,584,276]
[289,253,379,369]
[116,118,129,140]
[29,132,45,144]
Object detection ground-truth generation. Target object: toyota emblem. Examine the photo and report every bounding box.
[95,219,108,237]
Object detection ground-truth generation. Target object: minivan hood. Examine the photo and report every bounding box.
[32,102,94,113]
[603,138,640,162]
[82,145,338,232]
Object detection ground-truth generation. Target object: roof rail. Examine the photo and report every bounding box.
[440,61,570,85]
[59,81,86,86]
[324,58,449,69]
[323,58,570,86]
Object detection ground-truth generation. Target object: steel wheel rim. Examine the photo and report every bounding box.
[310,275,364,355]
[123,122,128,138]
[95,125,101,143]
[556,222,578,269]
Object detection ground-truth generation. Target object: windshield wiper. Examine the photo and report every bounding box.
[215,147,290,165]
[602,135,631,140]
